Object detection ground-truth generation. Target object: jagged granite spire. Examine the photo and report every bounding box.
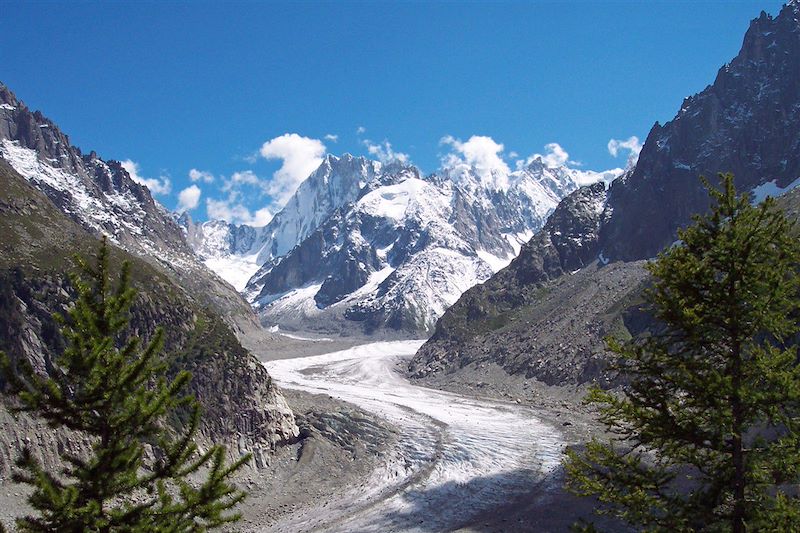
[599,1,800,261]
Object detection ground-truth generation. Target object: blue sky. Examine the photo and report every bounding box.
[0,0,785,224]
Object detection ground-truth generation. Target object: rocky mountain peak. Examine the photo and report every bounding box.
[0,83,18,107]
[600,2,800,261]
[512,181,608,286]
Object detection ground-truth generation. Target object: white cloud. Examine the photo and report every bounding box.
[222,170,261,193]
[189,168,214,183]
[572,168,624,187]
[532,142,572,167]
[251,207,273,226]
[212,170,260,204]
[121,159,171,195]
[363,139,410,164]
[324,134,339,142]
[440,135,511,188]
[206,198,273,227]
[607,136,642,167]
[260,133,326,206]
[176,185,201,213]
[356,126,366,135]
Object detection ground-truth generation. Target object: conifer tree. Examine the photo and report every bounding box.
[564,174,800,531]
[0,236,249,532]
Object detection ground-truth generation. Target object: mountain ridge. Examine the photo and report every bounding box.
[188,152,620,335]
[412,0,800,388]
[0,83,257,331]
[0,157,298,476]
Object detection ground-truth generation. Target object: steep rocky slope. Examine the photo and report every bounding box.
[0,84,256,331]
[0,154,297,477]
[601,2,800,261]
[410,183,649,386]
[412,1,800,388]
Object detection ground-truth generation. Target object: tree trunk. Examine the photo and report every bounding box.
[731,339,745,533]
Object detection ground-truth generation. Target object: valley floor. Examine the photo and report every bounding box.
[1,339,605,532]
[252,340,603,532]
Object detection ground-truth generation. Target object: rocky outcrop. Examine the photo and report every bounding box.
[601,2,800,261]
[0,158,297,477]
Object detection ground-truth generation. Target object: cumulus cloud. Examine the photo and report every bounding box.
[532,142,573,167]
[221,170,261,194]
[324,134,339,142]
[189,168,214,183]
[260,133,326,206]
[176,185,201,213]
[608,136,642,167]
[572,168,624,187]
[440,135,511,188]
[206,198,273,227]
[121,159,171,195]
[362,139,410,164]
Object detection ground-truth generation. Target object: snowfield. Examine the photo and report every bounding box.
[264,341,565,532]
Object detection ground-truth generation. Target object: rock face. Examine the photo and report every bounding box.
[501,182,610,289]
[601,2,800,261]
[0,113,297,476]
[412,2,800,387]
[0,84,256,330]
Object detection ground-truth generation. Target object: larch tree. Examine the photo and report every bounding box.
[0,236,250,532]
[564,174,800,531]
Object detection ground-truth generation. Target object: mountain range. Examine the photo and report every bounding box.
[2,0,799,488]
[181,149,621,335]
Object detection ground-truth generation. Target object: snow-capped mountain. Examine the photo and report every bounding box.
[0,83,255,327]
[187,149,619,335]
[178,214,260,291]
[177,154,386,292]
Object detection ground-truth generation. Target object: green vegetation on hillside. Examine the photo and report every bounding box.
[1,238,249,532]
